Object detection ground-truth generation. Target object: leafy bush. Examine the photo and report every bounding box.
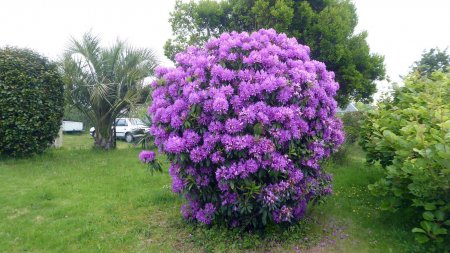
[328,143,350,165]
[0,47,64,157]
[341,111,365,144]
[329,111,365,164]
[148,29,344,228]
[131,104,154,148]
[360,72,450,249]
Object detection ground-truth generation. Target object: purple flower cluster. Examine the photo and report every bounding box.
[138,150,156,163]
[148,29,344,227]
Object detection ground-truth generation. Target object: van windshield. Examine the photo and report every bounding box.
[130,118,145,126]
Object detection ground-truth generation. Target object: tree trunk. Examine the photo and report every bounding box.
[94,135,114,149]
[93,118,115,150]
[113,118,117,148]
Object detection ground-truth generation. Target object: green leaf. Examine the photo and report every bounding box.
[262,210,267,226]
[414,234,430,244]
[434,210,445,221]
[424,203,436,211]
[253,123,263,136]
[422,211,435,221]
[420,221,433,232]
[412,228,426,234]
[432,228,447,236]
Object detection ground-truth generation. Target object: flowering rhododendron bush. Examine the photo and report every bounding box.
[148,29,344,228]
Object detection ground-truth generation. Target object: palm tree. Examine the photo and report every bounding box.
[62,32,158,149]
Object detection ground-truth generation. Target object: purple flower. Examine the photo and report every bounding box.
[210,151,225,164]
[208,121,224,133]
[245,159,259,174]
[172,176,184,193]
[138,150,156,163]
[216,162,246,181]
[212,97,229,114]
[164,136,185,154]
[272,205,294,223]
[221,192,238,206]
[225,118,244,134]
[239,108,256,124]
[195,203,216,224]
[293,200,307,219]
[249,138,275,155]
[261,190,278,207]
[183,130,200,149]
[271,153,290,171]
[188,92,201,104]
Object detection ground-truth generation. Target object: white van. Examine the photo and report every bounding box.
[89,118,149,143]
[62,121,83,132]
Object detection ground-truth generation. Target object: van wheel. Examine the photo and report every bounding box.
[125,133,134,143]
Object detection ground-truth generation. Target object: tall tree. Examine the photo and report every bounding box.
[410,47,450,77]
[164,0,385,106]
[62,32,158,149]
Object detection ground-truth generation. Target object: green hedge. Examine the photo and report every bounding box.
[360,72,450,250]
[0,47,64,157]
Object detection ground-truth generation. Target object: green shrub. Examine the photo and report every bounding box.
[0,47,64,157]
[341,111,365,144]
[330,111,365,165]
[360,72,450,250]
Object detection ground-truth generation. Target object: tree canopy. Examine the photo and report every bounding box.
[62,32,158,149]
[164,0,385,106]
[410,47,450,77]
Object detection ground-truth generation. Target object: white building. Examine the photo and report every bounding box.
[337,103,359,113]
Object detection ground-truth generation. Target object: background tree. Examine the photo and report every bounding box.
[0,47,64,157]
[164,0,385,106]
[410,47,450,77]
[62,33,158,149]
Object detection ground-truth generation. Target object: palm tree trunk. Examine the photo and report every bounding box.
[113,119,117,148]
[94,118,115,149]
[94,135,114,149]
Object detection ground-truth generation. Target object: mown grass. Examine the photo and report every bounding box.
[0,135,424,252]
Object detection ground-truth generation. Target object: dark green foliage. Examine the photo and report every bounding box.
[164,0,385,106]
[360,72,450,250]
[0,47,64,157]
[411,47,450,77]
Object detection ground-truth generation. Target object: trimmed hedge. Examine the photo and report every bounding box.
[0,47,64,157]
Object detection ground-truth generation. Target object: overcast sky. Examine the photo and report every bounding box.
[1,0,449,95]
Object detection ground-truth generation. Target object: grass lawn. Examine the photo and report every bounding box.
[0,134,424,252]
